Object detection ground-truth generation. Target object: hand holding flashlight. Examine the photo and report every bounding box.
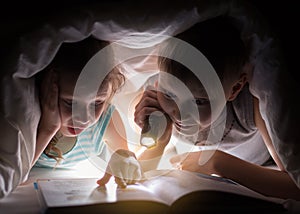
[140,111,167,148]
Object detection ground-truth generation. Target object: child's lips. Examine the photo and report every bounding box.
[68,127,84,135]
[174,121,200,135]
[174,121,196,130]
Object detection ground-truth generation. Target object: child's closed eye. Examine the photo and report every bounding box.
[62,99,75,108]
[194,98,209,106]
[161,89,177,100]
[92,100,105,108]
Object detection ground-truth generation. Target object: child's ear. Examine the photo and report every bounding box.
[228,73,247,101]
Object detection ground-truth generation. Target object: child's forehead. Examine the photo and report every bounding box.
[58,67,109,88]
[159,71,208,97]
[59,76,110,101]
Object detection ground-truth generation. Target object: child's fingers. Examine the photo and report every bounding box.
[170,153,189,167]
[126,168,142,185]
[134,106,160,128]
[134,167,142,182]
[134,90,163,128]
[124,163,134,184]
[97,172,112,186]
[115,177,127,188]
[125,161,142,184]
[144,85,157,91]
[169,154,181,164]
[134,90,160,112]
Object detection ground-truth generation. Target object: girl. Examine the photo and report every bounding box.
[34,36,141,187]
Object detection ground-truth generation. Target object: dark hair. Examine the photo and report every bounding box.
[38,36,125,162]
[158,15,248,85]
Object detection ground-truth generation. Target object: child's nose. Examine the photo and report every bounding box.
[176,100,199,122]
[72,107,91,127]
[165,104,180,120]
[74,118,89,128]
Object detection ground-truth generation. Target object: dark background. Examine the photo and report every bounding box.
[251,0,299,79]
[0,0,298,78]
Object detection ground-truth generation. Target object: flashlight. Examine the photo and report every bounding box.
[140,111,167,148]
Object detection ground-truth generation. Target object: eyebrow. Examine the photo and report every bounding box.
[160,81,209,99]
[59,92,109,101]
[192,87,209,98]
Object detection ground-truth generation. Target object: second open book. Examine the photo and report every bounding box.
[36,169,287,213]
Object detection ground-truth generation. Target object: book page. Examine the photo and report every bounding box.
[37,169,285,209]
[38,178,111,207]
[141,169,286,206]
[37,177,168,208]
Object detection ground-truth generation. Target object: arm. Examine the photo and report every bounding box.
[32,70,60,166]
[253,97,284,170]
[103,110,129,152]
[137,124,172,172]
[216,152,300,200]
[249,97,300,199]
[133,88,173,171]
[171,97,300,200]
[33,124,58,165]
[97,110,142,187]
[171,149,300,200]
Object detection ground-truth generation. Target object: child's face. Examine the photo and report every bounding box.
[58,70,110,137]
[157,71,230,135]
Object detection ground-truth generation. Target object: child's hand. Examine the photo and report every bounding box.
[134,86,161,129]
[134,87,172,147]
[170,150,228,176]
[97,149,142,188]
[38,70,61,135]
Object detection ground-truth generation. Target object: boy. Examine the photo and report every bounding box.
[134,16,300,200]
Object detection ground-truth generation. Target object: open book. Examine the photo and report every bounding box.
[36,169,286,214]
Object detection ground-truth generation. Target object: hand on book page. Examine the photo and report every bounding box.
[97,149,142,188]
[37,169,287,214]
